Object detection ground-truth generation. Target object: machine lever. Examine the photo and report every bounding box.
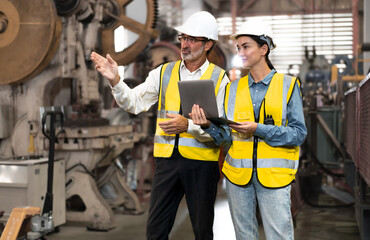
[41,111,64,215]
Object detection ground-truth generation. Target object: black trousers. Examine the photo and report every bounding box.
[146,148,220,240]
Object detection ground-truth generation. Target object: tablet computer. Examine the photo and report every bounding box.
[178,80,239,125]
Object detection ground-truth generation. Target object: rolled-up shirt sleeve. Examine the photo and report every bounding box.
[111,66,161,115]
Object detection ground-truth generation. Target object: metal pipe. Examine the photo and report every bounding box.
[352,0,359,66]
[231,0,237,35]
[316,114,346,159]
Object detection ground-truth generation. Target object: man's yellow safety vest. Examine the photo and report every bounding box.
[153,60,226,161]
[222,73,300,187]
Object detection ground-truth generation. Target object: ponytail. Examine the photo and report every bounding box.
[266,56,275,70]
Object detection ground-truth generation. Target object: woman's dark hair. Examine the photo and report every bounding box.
[239,35,275,70]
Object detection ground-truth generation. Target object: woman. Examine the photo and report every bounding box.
[190,19,307,240]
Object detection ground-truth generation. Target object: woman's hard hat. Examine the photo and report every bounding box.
[230,19,276,50]
[175,11,218,41]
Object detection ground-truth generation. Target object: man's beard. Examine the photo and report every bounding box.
[181,44,205,61]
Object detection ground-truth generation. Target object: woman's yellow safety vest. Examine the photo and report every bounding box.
[222,73,300,187]
[153,60,225,161]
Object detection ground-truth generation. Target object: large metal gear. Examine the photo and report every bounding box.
[100,0,159,66]
[0,0,158,85]
[146,41,181,69]
[0,0,62,85]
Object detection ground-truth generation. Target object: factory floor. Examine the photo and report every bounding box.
[46,179,360,240]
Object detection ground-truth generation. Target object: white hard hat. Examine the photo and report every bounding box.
[230,19,276,50]
[175,11,218,41]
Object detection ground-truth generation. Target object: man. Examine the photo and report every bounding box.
[91,11,229,240]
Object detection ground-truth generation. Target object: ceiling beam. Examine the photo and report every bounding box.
[231,0,237,34]
[237,0,257,15]
[292,0,309,12]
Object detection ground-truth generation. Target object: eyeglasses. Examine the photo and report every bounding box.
[177,35,208,44]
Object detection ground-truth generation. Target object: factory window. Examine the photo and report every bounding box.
[218,13,353,76]
[114,26,126,52]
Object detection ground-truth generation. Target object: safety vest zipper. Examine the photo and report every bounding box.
[253,137,258,171]
[253,101,262,172]
[174,105,182,151]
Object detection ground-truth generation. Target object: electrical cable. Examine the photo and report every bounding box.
[66,163,95,179]
[302,190,354,209]
[300,141,355,208]
[93,145,116,177]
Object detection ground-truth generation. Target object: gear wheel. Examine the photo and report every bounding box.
[100,0,159,66]
[0,0,61,85]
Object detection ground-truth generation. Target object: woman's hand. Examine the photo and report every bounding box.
[228,121,257,137]
[91,52,120,86]
[189,104,211,129]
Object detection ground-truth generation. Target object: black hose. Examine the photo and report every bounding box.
[300,141,355,208]
[66,163,95,179]
[93,146,116,177]
[302,189,354,208]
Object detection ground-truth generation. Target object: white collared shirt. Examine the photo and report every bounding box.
[111,59,230,142]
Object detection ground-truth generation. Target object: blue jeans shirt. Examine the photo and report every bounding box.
[204,69,307,149]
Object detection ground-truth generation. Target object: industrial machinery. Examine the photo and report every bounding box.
[298,41,370,239]
[343,73,370,240]
[0,0,158,232]
[293,45,362,230]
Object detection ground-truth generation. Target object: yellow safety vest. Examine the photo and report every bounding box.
[222,73,300,187]
[153,60,226,161]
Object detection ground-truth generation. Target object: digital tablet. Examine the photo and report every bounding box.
[178,80,239,125]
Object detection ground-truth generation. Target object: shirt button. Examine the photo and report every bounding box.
[256,89,259,92]
[253,104,256,107]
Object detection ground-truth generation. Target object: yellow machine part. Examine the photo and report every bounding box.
[0,206,41,240]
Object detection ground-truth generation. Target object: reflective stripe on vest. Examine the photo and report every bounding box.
[222,73,300,187]
[153,60,225,161]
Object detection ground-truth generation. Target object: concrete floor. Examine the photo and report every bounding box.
[45,179,361,240]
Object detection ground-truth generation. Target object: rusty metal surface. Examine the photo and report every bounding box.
[101,0,158,66]
[359,76,370,186]
[0,0,61,85]
[208,45,227,70]
[147,41,180,68]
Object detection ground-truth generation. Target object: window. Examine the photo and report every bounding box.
[218,13,353,75]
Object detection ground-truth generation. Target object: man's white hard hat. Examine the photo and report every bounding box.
[230,19,276,50]
[175,11,219,41]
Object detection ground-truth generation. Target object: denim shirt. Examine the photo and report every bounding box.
[204,69,307,149]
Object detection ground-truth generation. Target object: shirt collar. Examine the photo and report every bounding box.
[248,69,277,86]
[180,59,210,75]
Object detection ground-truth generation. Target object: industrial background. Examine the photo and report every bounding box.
[0,0,369,239]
